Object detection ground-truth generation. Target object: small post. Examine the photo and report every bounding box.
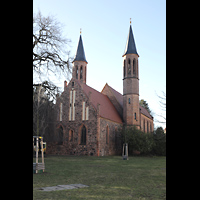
[36,137,38,173]
[41,137,44,172]
[122,143,128,160]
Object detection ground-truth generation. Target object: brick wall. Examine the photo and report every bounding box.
[99,117,122,156]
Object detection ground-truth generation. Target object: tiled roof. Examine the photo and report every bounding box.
[106,84,123,108]
[76,81,123,124]
[107,84,153,120]
[139,105,153,119]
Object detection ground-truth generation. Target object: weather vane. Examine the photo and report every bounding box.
[80,28,82,34]
[130,18,131,24]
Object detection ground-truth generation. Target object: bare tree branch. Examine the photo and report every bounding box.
[33,11,73,83]
[155,91,166,125]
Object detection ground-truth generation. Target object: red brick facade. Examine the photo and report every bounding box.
[46,79,123,156]
[46,24,154,156]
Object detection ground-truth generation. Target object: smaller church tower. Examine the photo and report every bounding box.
[123,21,140,128]
[72,30,88,84]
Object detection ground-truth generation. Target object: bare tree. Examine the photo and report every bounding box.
[155,91,166,125]
[33,82,56,141]
[33,11,73,83]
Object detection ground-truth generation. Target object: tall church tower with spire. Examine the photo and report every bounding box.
[72,31,88,84]
[123,21,140,127]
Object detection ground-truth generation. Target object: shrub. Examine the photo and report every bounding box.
[151,131,166,156]
[122,126,155,155]
[121,126,166,156]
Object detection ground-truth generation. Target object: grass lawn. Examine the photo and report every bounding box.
[33,156,166,200]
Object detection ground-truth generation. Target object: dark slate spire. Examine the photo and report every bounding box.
[72,34,88,63]
[123,25,139,57]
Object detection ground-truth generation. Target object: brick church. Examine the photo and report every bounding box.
[47,23,154,156]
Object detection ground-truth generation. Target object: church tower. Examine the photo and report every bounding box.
[72,31,88,84]
[123,21,140,127]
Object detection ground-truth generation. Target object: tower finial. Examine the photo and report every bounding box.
[80,28,82,34]
[130,18,131,24]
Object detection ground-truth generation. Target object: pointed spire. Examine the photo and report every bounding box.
[72,32,88,63]
[123,24,139,57]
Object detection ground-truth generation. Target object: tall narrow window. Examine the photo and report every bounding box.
[76,66,78,79]
[133,58,136,75]
[60,103,63,121]
[69,130,74,142]
[124,60,126,78]
[69,91,72,121]
[85,67,86,82]
[128,98,131,104]
[80,66,83,79]
[72,90,76,120]
[147,121,149,133]
[128,58,131,75]
[143,120,145,132]
[134,112,136,120]
[81,125,86,145]
[57,126,63,145]
[86,106,89,120]
[106,126,109,144]
[82,101,85,120]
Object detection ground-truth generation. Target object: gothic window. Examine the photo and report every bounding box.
[129,98,131,104]
[81,125,86,145]
[76,65,78,79]
[128,58,131,75]
[143,120,145,132]
[147,121,149,133]
[133,59,136,75]
[106,125,109,144]
[124,60,126,77]
[134,113,136,120]
[69,130,74,142]
[57,126,63,145]
[80,66,83,79]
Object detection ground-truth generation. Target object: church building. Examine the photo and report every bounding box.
[47,23,154,156]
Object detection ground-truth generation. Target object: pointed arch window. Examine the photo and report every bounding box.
[80,125,86,145]
[80,66,83,79]
[133,59,136,75]
[57,126,63,145]
[69,130,74,142]
[124,60,126,78]
[76,65,78,79]
[128,58,131,75]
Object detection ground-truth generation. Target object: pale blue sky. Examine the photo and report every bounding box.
[33,0,166,128]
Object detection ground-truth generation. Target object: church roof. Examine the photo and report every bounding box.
[123,25,139,57]
[106,84,153,120]
[75,80,123,124]
[72,34,88,63]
